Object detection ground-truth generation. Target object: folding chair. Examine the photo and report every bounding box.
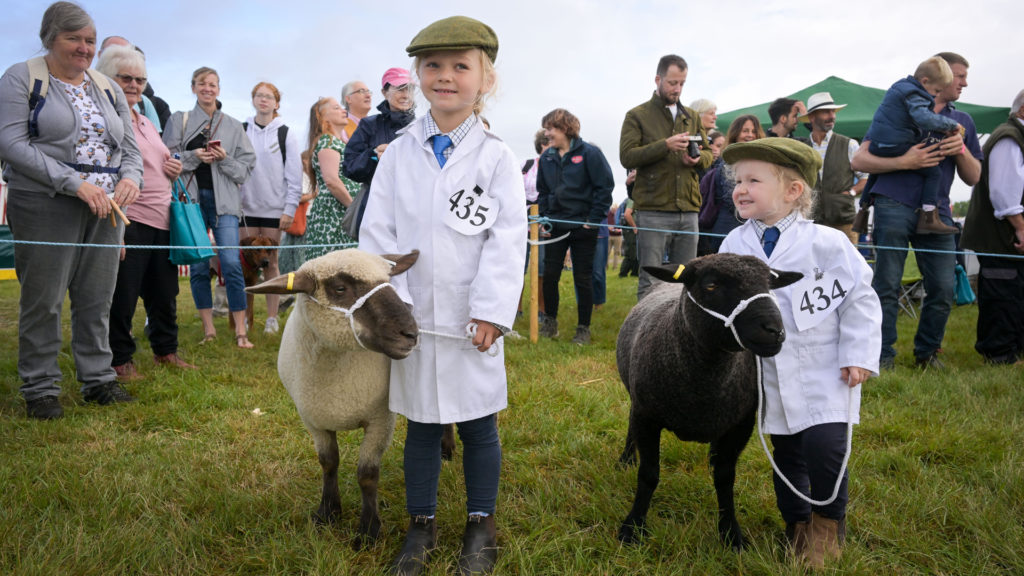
[898,250,923,318]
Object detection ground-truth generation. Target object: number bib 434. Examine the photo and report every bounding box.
[444,185,498,236]
[791,265,852,332]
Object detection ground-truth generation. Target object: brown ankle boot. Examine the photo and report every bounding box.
[458,514,498,575]
[916,210,958,234]
[785,519,810,559]
[805,512,843,568]
[389,515,436,576]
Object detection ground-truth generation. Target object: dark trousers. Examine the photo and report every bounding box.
[543,225,598,327]
[404,414,501,516]
[975,255,1024,363]
[771,423,850,523]
[109,223,180,365]
[619,227,639,277]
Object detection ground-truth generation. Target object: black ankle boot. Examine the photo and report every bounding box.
[458,514,497,575]
[389,515,436,576]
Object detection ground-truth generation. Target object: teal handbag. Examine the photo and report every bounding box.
[169,178,216,265]
[954,263,976,306]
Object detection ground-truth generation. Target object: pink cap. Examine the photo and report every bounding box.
[381,67,412,89]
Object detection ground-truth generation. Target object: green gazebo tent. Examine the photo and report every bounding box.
[716,76,1010,140]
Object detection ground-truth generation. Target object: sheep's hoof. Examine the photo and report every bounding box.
[617,519,647,545]
[441,445,455,461]
[718,521,745,552]
[618,452,637,467]
[311,507,342,526]
[354,516,382,548]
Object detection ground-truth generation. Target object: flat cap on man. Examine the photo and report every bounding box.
[406,16,499,63]
[723,138,822,187]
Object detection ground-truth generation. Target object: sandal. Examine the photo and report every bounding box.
[236,334,254,349]
[200,332,216,345]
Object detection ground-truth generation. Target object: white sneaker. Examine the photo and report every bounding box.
[264,316,280,334]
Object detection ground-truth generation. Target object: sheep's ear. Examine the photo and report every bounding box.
[769,269,803,289]
[246,271,315,295]
[643,263,691,284]
[384,250,420,276]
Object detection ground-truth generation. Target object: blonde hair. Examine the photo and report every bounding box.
[767,163,815,217]
[914,56,953,87]
[191,66,219,86]
[413,48,497,115]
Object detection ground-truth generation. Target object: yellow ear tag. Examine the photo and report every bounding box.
[672,265,685,280]
[287,272,294,291]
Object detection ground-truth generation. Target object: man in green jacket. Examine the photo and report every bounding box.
[619,54,712,300]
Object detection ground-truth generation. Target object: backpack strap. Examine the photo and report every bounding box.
[26,57,50,138]
[243,121,288,165]
[277,125,288,165]
[85,68,117,106]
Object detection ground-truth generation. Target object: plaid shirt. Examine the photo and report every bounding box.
[424,113,476,161]
[752,210,799,250]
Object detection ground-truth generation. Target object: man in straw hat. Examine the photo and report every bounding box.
[801,92,867,244]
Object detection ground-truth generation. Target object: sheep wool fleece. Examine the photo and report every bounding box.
[719,216,882,435]
[359,115,528,424]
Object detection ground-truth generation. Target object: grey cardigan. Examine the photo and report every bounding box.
[0,60,143,196]
[163,103,255,218]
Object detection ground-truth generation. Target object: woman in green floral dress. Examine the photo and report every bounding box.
[303,97,359,262]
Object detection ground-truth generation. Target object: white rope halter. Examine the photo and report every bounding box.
[685,289,779,350]
[306,282,396,351]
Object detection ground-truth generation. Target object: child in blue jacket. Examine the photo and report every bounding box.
[864,56,962,234]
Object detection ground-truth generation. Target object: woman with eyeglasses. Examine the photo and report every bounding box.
[0,1,143,419]
[341,67,416,238]
[238,81,302,334]
[340,80,373,143]
[302,96,361,262]
[96,44,196,381]
[163,66,256,348]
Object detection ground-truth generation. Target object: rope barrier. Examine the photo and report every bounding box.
[2,213,1022,261]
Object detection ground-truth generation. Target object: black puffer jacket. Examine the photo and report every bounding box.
[342,100,415,184]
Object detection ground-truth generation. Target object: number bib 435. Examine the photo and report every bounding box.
[791,265,852,332]
[444,185,498,236]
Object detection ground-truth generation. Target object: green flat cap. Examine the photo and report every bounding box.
[722,138,822,188]
[406,16,499,63]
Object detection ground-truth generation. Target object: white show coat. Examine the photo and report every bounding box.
[359,116,527,424]
[720,216,881,435]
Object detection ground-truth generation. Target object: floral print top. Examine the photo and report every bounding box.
[51,75,115,195]
[305,133,359,261]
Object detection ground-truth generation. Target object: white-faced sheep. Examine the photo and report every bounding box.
[246,249,419,542]
[616,253,802,550]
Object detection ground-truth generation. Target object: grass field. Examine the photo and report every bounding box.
[1,271,1022,575]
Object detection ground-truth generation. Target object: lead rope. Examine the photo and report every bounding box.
[304,279,499,357]
[754,357,854,506]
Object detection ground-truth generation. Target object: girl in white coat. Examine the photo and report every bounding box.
[717,138,881,568]
[358,16,525,576]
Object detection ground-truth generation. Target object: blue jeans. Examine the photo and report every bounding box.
[404,415,501,516]
[871,195,955,361]
[190,189,247,312]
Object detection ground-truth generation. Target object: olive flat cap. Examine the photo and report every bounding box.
[406,16,499,63]
[723,138,822,188]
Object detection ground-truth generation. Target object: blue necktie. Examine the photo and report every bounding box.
[763,226,780,257]
[432,134,452,168]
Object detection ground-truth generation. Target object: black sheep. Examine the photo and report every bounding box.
[616,253,802,550]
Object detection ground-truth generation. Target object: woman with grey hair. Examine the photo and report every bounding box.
[0,1,144,419]
[340,80,373,143]
[96,44,196,381]
[691,98,718,131]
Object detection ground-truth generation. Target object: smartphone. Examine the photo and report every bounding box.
[206,140,222,150]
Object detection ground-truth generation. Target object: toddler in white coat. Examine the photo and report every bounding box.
[358,16,527,576]
[718,138,882,568]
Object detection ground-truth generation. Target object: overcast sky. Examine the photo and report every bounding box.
[4,0,1023,203]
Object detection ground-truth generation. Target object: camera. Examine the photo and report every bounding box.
[686,135,703,159]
